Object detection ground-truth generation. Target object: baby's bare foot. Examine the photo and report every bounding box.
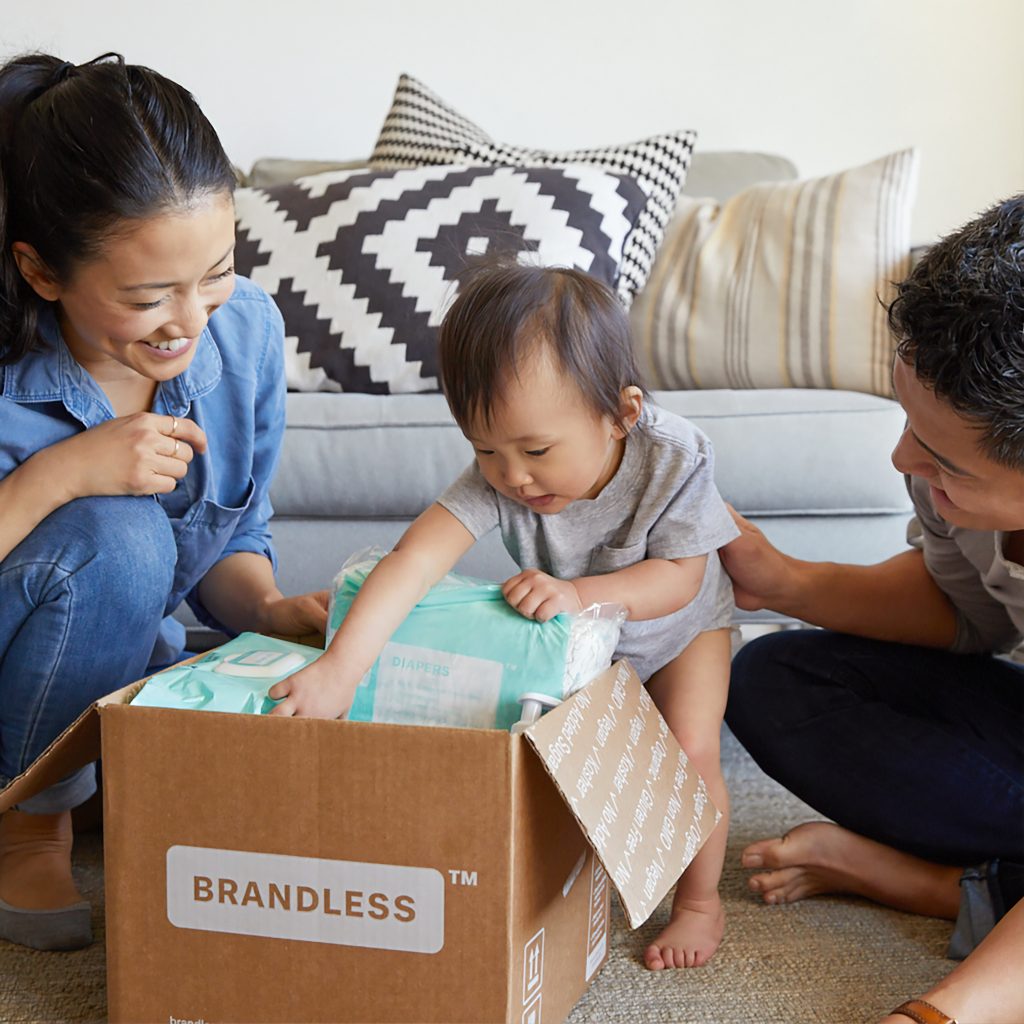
[741,821,960,918]
[643,893,724,969]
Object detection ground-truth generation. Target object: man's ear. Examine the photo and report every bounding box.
[612,385,644,438]
[12,243,61,302]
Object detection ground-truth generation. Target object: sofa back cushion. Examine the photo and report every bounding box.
[245,150,798,201]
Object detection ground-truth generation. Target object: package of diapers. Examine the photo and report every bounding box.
[327,549,625,731]
[130,633,323,715]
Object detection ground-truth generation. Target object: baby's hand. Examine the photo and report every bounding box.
[268,659,355,719]
[502,569,582,623]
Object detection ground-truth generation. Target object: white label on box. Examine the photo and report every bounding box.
[166,846,444,953]
[373,641,503,727]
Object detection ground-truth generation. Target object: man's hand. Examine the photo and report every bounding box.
[502,569,583,622]
[719,505,796,612]
[268,658,355,719]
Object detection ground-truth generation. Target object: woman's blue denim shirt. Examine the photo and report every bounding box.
[0,275,286,666]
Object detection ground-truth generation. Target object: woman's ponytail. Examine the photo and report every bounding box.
[0,55,71,364]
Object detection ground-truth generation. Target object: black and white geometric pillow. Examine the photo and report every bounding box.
[233,164,648,393]
[370,73,696,306]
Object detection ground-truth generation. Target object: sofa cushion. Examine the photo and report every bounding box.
[233,164,650,393]
[176,387,913,641]
[679,151,797,203]
[272,389,910,520]
[369,73,695,305]
[630,150,919,398]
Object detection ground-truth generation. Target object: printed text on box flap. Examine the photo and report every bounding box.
[523,661,720,928]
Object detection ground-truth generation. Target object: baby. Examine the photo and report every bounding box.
[272,260,739,968]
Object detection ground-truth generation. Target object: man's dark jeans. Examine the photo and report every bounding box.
[726,629,1024,865]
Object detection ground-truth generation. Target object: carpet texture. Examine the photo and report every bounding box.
[0,728,952,1024]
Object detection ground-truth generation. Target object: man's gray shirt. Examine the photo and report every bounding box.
[438,403,740,681]
[906,474,1024,659]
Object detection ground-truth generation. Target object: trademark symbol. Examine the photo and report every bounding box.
[447,868,478,886]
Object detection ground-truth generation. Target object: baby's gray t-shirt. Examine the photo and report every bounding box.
[438,403,740,681]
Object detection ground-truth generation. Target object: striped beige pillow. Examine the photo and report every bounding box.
[631,149,918,397]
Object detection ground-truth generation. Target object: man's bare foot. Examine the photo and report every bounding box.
[741,821,961,919]
[0,810,84,909]
[643,893,725,969]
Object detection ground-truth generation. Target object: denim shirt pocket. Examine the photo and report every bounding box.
[165,475,257,613]
[587,539,648,576]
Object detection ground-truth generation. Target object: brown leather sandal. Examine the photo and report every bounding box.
[890,999,958,1024]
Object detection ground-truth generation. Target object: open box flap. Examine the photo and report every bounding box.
[0,679,145,813]
[523,660,721,929]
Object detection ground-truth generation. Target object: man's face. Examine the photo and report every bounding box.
[891,356,1024,531]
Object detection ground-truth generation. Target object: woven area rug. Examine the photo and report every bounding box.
[0,728,953,1024]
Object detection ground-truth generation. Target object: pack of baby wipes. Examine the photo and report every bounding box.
[130,633,323,714]
[328,550,625,730]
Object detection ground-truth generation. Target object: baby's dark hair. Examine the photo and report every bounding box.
[888,193,1024,468]
[0,52,237,364]
[438,259,646,430]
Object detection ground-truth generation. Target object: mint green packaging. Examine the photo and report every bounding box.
[130,632,324,715]
[328,552,624,731]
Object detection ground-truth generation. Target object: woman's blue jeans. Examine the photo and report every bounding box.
[726,629,1024,865]
[0,495,177,813]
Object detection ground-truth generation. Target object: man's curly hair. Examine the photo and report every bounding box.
[888,194,1024,468]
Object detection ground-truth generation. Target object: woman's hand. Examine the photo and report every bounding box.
[47,412,207,501]
[257,590,330,640]
[502,569,583,622]
[719,505,795,611]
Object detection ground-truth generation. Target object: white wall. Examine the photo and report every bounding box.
[3,0,1023,244]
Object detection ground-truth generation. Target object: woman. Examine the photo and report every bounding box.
[0,52,327,951]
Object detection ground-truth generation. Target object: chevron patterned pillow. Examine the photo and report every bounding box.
[233,164,650,393]
[370,73,696,308]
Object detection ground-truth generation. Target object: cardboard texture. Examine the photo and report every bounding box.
[0,658,718,1023]
[524,661,721,928]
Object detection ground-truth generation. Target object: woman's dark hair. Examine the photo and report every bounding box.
[0,52,237,364]
[887,194,1024,468]
[439,259,647,431]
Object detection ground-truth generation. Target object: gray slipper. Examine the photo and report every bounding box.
[0,897,92,951]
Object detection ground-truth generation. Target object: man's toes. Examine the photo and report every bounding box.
[741,836,785,869]
[748,866,803,901]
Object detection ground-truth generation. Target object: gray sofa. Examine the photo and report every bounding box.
[178,151,912,645]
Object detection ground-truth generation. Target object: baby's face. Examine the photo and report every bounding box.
[462,347,628,515]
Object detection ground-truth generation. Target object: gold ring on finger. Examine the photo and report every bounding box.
[170,415,178,436]
[173,439,180,457]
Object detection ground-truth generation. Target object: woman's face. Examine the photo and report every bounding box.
[30,191,237,383]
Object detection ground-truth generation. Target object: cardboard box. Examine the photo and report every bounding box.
[0,659,719,1024]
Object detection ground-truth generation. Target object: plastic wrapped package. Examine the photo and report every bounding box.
[328,549,625,730]
[130,633,323,714]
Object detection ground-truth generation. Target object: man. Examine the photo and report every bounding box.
[722,194,1024,1024]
